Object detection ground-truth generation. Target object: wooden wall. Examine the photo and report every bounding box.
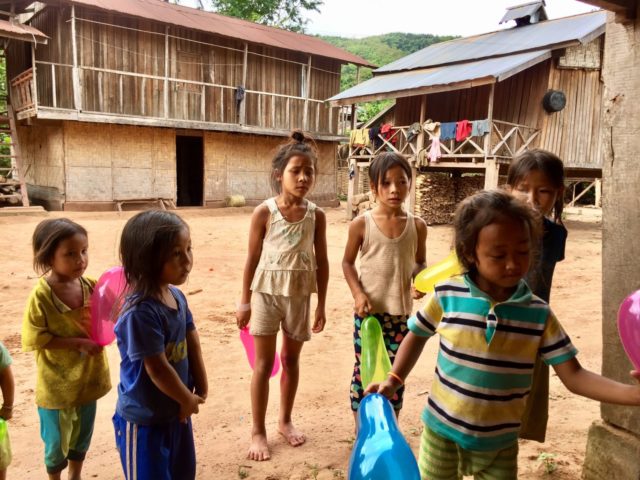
[539,55,604,169]
[16,6,341,134]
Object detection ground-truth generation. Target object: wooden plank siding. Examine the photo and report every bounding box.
[539,57,603,169]
[14,6,342,135]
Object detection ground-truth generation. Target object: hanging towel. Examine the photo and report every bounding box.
[407,122,422,143]
[351,128,370,147]
[471,119,491,137]
[428,137,442,164]
[455,120,472,141]
[440,122,457,141]
[423,120,441,138]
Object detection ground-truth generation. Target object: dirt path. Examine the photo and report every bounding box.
[0,206,603,479]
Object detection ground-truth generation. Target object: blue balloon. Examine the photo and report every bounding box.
[348,393,420,480]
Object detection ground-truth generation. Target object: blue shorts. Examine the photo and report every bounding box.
[113,412,196,480]
[38,402,97,474]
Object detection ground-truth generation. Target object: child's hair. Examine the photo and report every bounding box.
[453,190,542,273]
[32,218,88,275]
[368,152,412,192]
[120,210,189,303]
[507,149,565,223]
[270,129,318,194]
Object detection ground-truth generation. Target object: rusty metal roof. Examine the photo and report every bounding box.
[328,50,551,106]
[376,10,605,73]
[55,0,374,67]
[0,18,47,44]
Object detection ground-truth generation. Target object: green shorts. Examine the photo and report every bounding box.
[38,402,97,474]
[419,424,518,480]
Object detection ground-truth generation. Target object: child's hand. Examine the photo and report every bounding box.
[236,308,251,330]
[354,292,372,318]
[179,393,205,422]
[364,376,402,400]
[411,284,426,300]
[76,339,103,356]
[0,405,12,421]
[312,308,326,333]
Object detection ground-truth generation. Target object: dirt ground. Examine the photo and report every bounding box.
[0,204,604,479]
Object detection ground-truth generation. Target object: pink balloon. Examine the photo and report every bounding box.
[239,327,281,377]
[90,266,127,346]
[617,290,640,370]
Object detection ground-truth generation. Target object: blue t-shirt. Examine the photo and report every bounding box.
[115,286,195,425]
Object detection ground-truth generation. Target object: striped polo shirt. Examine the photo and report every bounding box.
[409,274,577,452]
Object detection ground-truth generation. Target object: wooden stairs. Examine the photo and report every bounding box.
[0,104,29,207]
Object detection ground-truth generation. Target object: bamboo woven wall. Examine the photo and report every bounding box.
[16,123,65,190]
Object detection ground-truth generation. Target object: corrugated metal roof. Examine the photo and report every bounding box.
[500,1,547,24]
[327,50,551,106]
[44,0,375,67]
[376,10,605,73]
[0,18,47,43]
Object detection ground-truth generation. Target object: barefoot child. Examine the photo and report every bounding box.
[342,152,427,424]
[236,130,329,461]
[22,218,111,480]
[0,341,14,480]
[368,190,640,479]
[507,149,567,442]
[113,210,207,480]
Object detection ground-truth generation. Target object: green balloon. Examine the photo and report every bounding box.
[360,316,392,391]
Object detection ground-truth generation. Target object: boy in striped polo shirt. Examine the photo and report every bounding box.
[368,190,640,479]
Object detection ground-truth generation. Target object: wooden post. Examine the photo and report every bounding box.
[347,159,359,220]
[70,5,82,111]
[51,63,57,108]
[303,55,311,131]
[164,26,169,118]
[484,158,500,189]
[484,83,495,158]
[408,94,427,213]
[240,42,248,125]
[595,178,602,207]
[30,43,38,114]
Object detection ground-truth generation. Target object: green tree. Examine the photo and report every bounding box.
[208,0,322,32]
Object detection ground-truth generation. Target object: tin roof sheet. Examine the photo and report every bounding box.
[376,10,605,73]
[328,50,551,106]
[0,18,47,43]
[500,1,548,24]
[36,0,375,67]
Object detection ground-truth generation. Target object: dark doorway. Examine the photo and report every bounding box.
[176,135,204,207]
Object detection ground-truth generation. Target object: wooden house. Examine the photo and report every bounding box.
[0,0,373,210]
[327,3,606,217]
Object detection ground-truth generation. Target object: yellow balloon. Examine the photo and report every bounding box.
[414,251,463,293]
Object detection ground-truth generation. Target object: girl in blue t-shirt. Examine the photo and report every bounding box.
[113,210,207,480]
[507,149,567,442]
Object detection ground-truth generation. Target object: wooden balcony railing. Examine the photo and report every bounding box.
[348,120,541,167]
[10,68,36,119]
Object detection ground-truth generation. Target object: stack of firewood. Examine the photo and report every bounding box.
[415,173,456,225]
[455,175,485,203]
[0,176,21,205]
[351,191,376,216]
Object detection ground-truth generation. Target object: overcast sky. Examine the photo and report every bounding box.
[304,0,597,37]
[178,0,597,37]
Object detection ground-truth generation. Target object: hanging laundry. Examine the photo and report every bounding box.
[422,120,441,138]
[350,128,371,148]
[369,127,383,150]
[440,122,456,141]
[455,120,472,141]
[406,122,421,143]
[471,119,491,137]
[428,137,442,164]
[380,123,397,145]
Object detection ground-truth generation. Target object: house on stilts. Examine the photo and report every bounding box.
[328,2,606,221]
[1,0,373,210]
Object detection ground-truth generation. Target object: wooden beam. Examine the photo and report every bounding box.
[164,26,169,118]
[70,5,82,111]
[484,83,495,158]
[347,159,359,220]
[240,42,248,125]
[579,0,636,17]
[30,43,38,115]
[303,55,311,131]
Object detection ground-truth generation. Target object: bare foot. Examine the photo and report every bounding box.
[247,433,270,461]
[278,421,306,447]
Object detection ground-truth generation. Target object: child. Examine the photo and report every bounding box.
[113,210,207,480]
[368,190,640,479]
[236,130,329,461]
[342,152,427,424]
[22,218,111,480]
[0,341,14,480]
[507,149,567,442]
